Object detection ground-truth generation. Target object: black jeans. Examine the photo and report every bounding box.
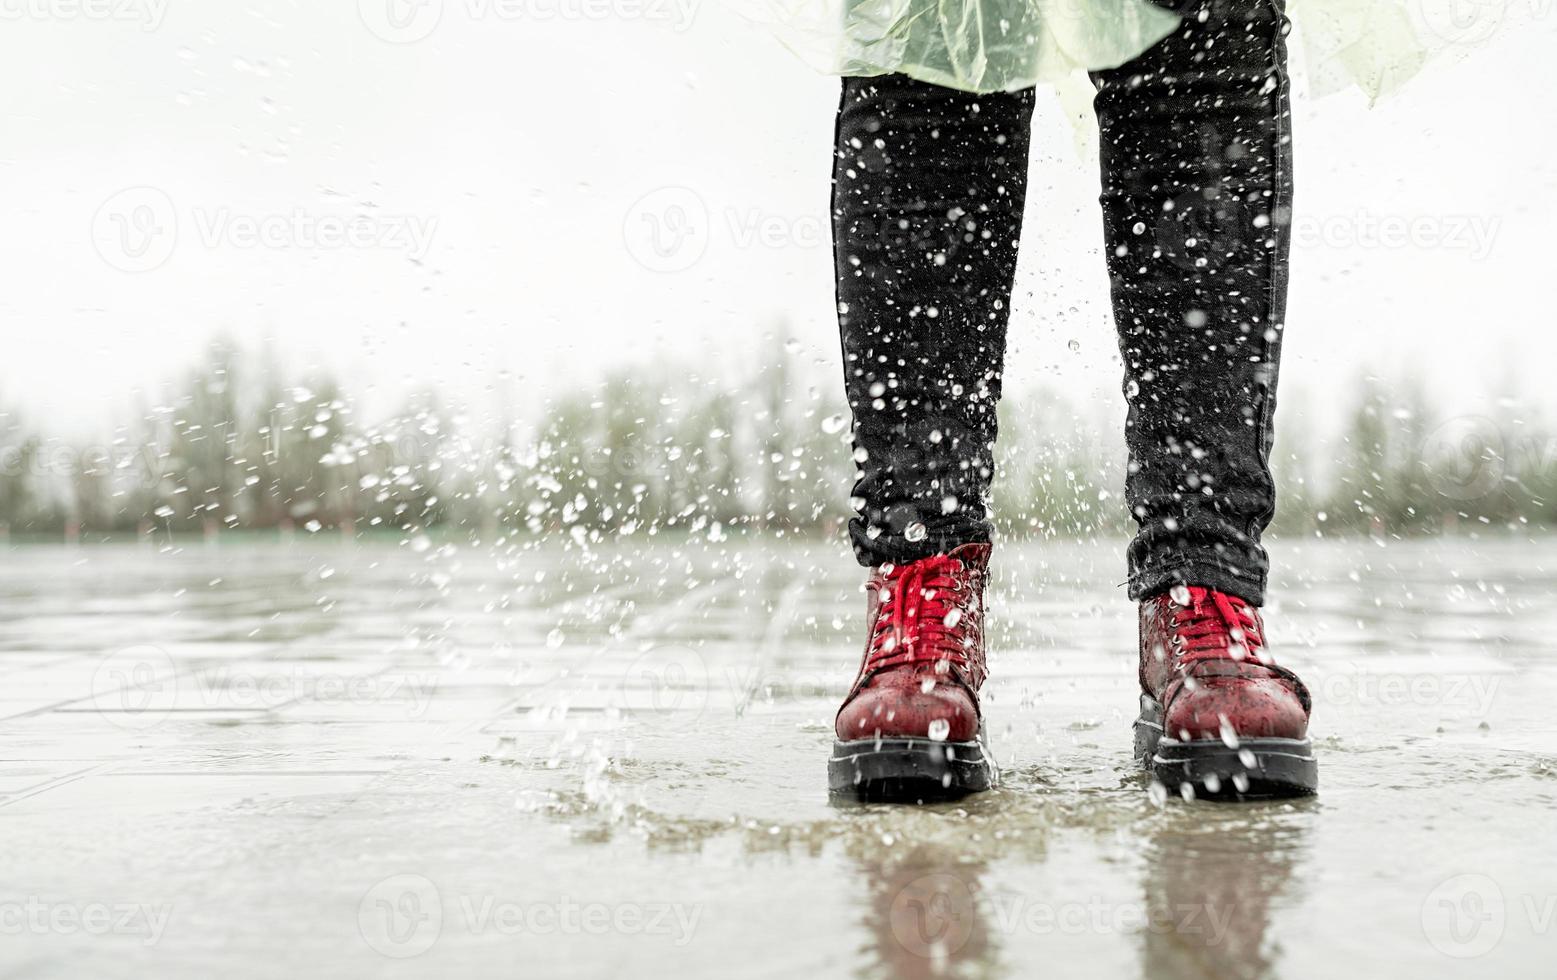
[832,0,1293,604]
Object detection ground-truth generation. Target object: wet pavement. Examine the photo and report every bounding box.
[1,535,1553,978]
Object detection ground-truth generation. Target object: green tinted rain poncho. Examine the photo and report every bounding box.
[738,0,1459,102]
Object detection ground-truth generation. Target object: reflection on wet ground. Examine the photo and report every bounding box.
[1,536,1553,978]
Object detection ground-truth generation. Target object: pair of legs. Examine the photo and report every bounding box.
[827,0,1317,801]
[832,0,1293,605]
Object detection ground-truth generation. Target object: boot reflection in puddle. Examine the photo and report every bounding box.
[1137,807,1313,980]
[853,842,997,980]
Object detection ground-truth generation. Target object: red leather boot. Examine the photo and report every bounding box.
[1135,585,1318,799]
[828,543,997,801]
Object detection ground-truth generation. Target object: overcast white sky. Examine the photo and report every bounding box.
[1,0,1553,439]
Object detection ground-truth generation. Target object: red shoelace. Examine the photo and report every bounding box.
[863,554,984,685]
[1168,586,1269,665]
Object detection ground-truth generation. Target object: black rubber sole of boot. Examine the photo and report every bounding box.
[828,736,997,803]
[1134,696,1318,801]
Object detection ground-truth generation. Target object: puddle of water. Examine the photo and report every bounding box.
[0,536,1553,978]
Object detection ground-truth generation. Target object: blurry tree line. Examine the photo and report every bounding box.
[0,339,1553,541]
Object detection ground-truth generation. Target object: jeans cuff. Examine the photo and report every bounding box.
[1128,557,1266,606]
[848,519,991,568]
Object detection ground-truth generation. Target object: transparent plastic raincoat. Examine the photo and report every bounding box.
[739,0,1482,103]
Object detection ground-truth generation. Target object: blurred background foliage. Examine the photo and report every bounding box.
[0,337,1551,542]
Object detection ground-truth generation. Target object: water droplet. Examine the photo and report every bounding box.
[904,522,928,542]
[927,719,951,741]
[1219,716,1241,748]
[1169,584,1192,606]
[545,628,564,649]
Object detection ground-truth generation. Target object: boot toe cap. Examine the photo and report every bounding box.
[1163,675,1309,742]
[835,681,980,742]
